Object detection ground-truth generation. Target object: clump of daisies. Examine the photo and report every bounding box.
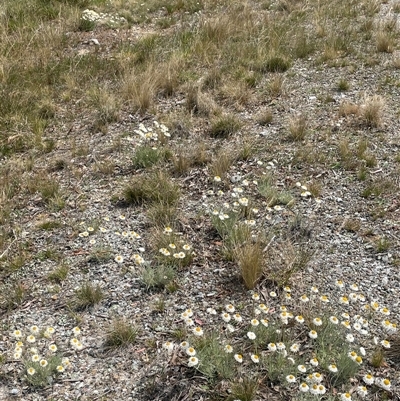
[161,282,397,399]
[134,121,171,145]
[77,216,147,270]
[153,226,194,269]
[81,9,127,28]
[9,325,83,387]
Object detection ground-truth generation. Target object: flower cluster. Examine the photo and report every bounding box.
[10,325,83,386]
[161,279,397,400]
[156,227,193,267]
[134,121,170,143]
[81,9,127,26]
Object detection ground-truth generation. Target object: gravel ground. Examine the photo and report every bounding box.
[0,1,400,400]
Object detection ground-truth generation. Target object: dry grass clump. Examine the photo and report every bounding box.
[104,319,139,349]
[288,114,308,141]
[337,78,350,92]
[393,55,400,69]
[209,149,236,180]
[186,85,218,116]
[47,263,69,284]
[267,74,285,97]
[342,218,361,233]
[360,95,385,128]
[0,282,27,312]
[256,108,273,125]
[219,80,254,107]
[89,87,120,133]
[74,282,104,310]
[265,240,314,287]
[210,114,242,138]
[376,30,394,53]
[123,172,180,207]
[234,241,264,290]
[339,101,360,117]
[121,67,158,114]
[385,335,400,364]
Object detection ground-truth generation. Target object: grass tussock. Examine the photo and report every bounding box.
[210,149,236,179]
[74,282,104,310]
[123,171,180,207]
[265,240,314,287]
[360,95,385,128]
[234,241,264,290]
[210,114,242,138]
[104,319,139,349]
[288,114,308,141]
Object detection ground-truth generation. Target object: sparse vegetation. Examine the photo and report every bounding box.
[0,0,399,399]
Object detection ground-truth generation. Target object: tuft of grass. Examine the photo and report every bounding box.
[47,263,69,283]
[74,282,104,310]
[227,377,259,401]
[266,240,314,287]
[370,347,385,368]
[89,87,120,132]
[286,214,312,241]
[343,218,361,233]
[288,114,308,141]
[256,108,273,125]
[87,246,112,264]
[171,151,192,176]
[258,175,293,207]
[123,172,180,207]
[234,241,264,290]
[376,31,394,53]
[374,236,390,253]
[104,319,139,349]
[339,101,360,117]
[257,55,291,73]
[35,248,59,262]
[210,150,235,180]
[37,220,61,231]
[361,95,385,128]
[357,165,368,181]
[385,336,400,364]
[222,222,253,261]
[267,74,285,97]
[39,179,60,203]
[337,78,350,91]
[338,139,358,170]
[0,282,27,311]
[152,297,166,313]
[308,180,322,198]
[185,85,217,116]
[210,114,241,138]
[361,178,395,198]
[147,202,178,227]
[122,67,158,114]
